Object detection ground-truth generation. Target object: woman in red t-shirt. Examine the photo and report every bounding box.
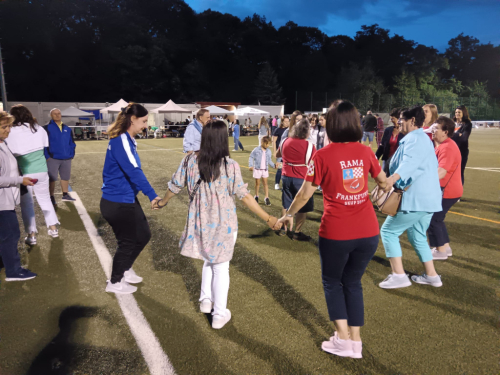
[277,102,387,359]
[428,116,462,260]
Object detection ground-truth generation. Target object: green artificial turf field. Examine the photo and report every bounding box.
[1,129,499,375]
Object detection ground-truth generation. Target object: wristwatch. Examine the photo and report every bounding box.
[286,210,294,217]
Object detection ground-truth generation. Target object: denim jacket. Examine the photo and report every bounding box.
[249,147,275,170]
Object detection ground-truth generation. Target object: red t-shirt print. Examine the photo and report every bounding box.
[305,142,382,241]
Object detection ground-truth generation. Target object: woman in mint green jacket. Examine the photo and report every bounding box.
[8,105,59,245]
[378,106,443,289]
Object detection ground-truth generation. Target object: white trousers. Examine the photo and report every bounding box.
[199,232,237,317]
[20,172,59,234]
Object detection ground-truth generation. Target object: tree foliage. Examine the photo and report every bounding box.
[0,1,497,112]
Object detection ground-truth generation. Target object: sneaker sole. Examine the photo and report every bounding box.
[105,288,137,294]
[212,311,231,329]
[350,353,362,359]
[25,241,37,246]
[412,280,442,287]
[200,305,212,313]
[321,344,354,357]
[61,199,76,202]
[124,277,143,284]
[432,256,448,260]
[379,281,412,289]
[5,276,37,281]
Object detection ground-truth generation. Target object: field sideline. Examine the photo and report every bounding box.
[1,129,499,374]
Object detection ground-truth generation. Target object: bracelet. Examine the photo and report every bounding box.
[266,216,272,223]
[156,200,167,209]
[286,210,294,217]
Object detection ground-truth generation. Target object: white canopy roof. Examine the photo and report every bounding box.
[203,105,234,115]
[151,100,192,113]
[235,106,270,117]
[100,99,129,114]
[60,106,95,117]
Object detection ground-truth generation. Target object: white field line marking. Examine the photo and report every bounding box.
[466,167,500,173]
[76,144,261,155]
[72,192,176,375]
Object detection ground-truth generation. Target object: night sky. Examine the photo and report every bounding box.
[185,0,500,51]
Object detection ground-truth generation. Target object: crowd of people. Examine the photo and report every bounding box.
[0,99,472,359]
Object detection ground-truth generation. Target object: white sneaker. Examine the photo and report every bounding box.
[232,149,238,151]
[124,269,143,284]
[379,274,412,289]
[48,229,59,238]
[274,184,280,190]
[411,274,442,287]
[212,309,231,329]
[431,248,448,260]
[446,246,453,257]
[105,279,137,294]
[200,299,213,313]
[25,236,37,246]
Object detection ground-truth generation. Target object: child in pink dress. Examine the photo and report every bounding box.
[249,136,276,206]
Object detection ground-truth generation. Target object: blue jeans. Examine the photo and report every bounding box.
[362,131,374,143]
[380,211,433,263]
[0,210,22,277]
[233,137,243,151]
[319,235,379,326]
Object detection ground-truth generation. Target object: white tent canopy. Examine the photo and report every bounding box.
[60,106,95,117]
[203,105,234,115]
[235,106,270,117]
[100,99,129,114]
[152,100,192,113]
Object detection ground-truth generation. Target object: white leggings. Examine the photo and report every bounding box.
[199,232,237,317]
[20,172,59,234]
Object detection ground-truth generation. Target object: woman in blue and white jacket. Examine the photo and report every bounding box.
[100,103,160,294]
[249,136,275,206]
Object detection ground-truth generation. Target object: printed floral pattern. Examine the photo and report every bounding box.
[168,155,249,263]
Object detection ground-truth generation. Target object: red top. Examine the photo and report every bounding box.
[305,142,382,240]
[388,133,399,158]
[282,138,317,179]
[435,138,463,199]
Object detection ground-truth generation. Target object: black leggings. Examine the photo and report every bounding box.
[460,149,469,186]
[100,198,151,283]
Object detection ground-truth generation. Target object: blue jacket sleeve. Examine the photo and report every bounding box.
[266,149,275,168]
[111,136,157,201]
[248,148,256,168]
[394,136,427,184]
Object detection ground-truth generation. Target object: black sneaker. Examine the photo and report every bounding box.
[50,195,57,207]
[62,193,76,202]
[264,197,271,206]
[254,196,259,204]
[5,268,37,281]
[293,232,312,242]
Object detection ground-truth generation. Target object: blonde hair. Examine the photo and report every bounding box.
[258,116,269,130]
[423,104,438,126]
[0,111,14,126]
[107,103,148,139]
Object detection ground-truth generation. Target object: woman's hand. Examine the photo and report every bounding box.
[151,196,162,210]
[22,177,34,186]
[267,216,282,230]
[383,176,395,193]
[277,215,293,231]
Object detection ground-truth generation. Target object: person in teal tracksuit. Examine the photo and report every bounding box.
[378,106,443,289]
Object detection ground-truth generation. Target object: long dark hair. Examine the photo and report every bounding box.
[453,105,471,123]
[198,120,229,182]
[10,104,38,132]
[108,103,148,139]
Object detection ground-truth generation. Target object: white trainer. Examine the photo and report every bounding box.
[212,309,231,329]
[105,279,137,294]
[411,274,442,287]
[25,236,37,246]
[379,274,412,289]
[431,248,448,260]
[200,299,213,313]
[48,229,59,238]
[124,269,143,284]
[446,246,453,257]
[274,184,280,190]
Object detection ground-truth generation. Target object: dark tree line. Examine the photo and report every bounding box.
[1,0,498,112]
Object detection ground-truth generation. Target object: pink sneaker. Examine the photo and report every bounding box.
[321,332,353,357]
[350,340,362,359]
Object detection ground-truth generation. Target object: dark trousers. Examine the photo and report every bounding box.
[275,168,282,185]
[100,198,151,283]
[0,210,22,277]
[318,235,378,326]
[428,197,459,247]
[460,149,469,185]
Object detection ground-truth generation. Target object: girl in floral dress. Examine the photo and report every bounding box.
[155,121,281,329]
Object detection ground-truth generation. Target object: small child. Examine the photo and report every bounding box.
[249,136,275,206]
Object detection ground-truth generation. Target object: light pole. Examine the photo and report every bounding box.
[0,42,7,111]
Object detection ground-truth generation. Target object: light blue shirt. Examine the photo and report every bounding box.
[183,120,203,153]
[390,128,442,213]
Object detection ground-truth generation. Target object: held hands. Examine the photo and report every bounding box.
[249,167,254,172]
[277,215,293,232]
[382,176,395,193]
[22,177,34,186]
[266,216,282,230]
[151,197,163,210]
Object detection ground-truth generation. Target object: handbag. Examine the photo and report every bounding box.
[370,185,408,216]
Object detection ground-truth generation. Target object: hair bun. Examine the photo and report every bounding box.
[120,107,127,115]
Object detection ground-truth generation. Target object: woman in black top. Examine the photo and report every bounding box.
[451,105,472,185]
[375,108,404,175]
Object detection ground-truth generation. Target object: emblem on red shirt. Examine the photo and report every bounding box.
[342,167,364,193]
[307,160,314,177]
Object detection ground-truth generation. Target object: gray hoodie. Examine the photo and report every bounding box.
[0,141,23,211]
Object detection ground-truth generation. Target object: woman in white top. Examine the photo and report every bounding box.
[8,105,59,245]
[257,116,270,144]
